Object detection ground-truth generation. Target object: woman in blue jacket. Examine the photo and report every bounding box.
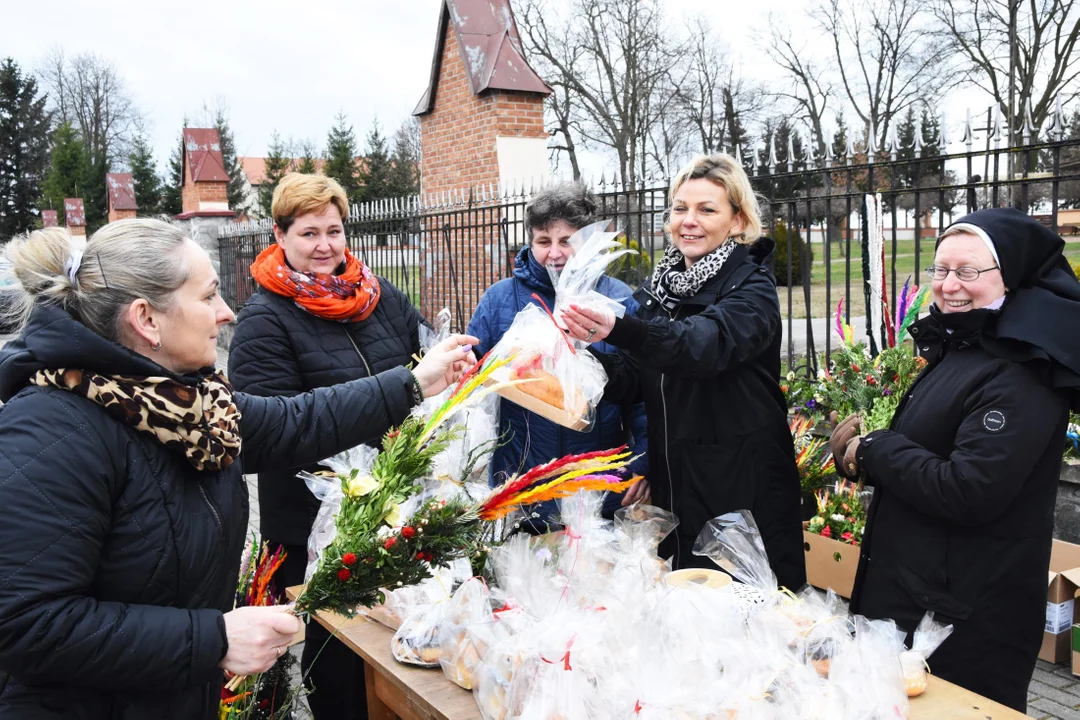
[468,182,649,528]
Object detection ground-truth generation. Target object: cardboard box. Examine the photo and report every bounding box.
[1072,623,1080,677]
[1039,540,1080,664]
[802,522,860,598]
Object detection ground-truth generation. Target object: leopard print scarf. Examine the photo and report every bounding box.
[32,368,242,472]
[650,239,738,311]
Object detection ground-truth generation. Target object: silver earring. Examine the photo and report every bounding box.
[152,341,162,352]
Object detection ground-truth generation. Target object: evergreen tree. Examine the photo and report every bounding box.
[160,126,185,216]
[40,122,88,223]
[82,153,109,233]
[358,119,392,202]
[723,88,751,165]
[128,133,162,216]
[0,58,52,237]
[388,120,420,197]
[324,112,362,205]
[259,132,292,218]
[295,140,319,175]
[213,107,246,211]
[831,113,850,162]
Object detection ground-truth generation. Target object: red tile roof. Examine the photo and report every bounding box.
[64,198,86,227]
[414,0,551,116]
[106,173,138,211]
[183,128,230,183]
[238,156,362,186]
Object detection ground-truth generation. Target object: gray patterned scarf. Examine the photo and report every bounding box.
[649,240,738,311]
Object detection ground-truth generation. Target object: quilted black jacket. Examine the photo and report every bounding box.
[0,304,418,719]
[228,282,423,546]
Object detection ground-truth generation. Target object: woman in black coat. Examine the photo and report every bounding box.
[831,209,1080,711]
[228,172,426,719]
[0,220,475,720]
[560,153,805,590]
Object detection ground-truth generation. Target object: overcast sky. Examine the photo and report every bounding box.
[5,0,1000,180]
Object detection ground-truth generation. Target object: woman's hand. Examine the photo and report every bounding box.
[219,605,303,675]
[829,412,862,477]
[622,477,651,506]
[414,334,480,396]
[560,304,616,344]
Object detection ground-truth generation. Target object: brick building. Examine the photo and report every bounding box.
[105,173,138,223]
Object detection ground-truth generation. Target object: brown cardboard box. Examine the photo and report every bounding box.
[1038,540,1080,664]
[802,522,860,598]
[1072,623,1080,677]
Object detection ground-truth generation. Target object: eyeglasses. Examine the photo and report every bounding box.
[924,265,1000,282]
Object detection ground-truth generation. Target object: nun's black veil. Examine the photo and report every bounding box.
[939,208,1080,410]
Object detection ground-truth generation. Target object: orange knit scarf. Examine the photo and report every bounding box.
[250,244,381,323]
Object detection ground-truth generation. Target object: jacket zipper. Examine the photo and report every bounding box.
[342,327,373,376]
[660,303,681,567]
[197,482,225,550]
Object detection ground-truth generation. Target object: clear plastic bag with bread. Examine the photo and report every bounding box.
[485,221,634,431]
[392,597,453,667]
[438,577,496,690]
[691,509,777,613]
[900,612,954,697]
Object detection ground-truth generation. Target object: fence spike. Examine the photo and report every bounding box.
[1048,95,1064,139]
[887,123,898,161]
[845,135,855,165]
[1023,101,1035,143]
[937,110,949,149]
[785,133,794,172]
[734,142,743,166]
[962,107,974,147]
[993,105,1004,146]
[823,129,834,168]
[767,134,778,173]
[913,116,924,158]
[866,125,877,163]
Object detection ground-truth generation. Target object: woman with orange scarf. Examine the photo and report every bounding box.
[229,173,431,720]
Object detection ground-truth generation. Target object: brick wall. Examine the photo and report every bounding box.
[182,180,228,214]
[68,225,86,236]
[108,208,137,223]
[418,22,546,324]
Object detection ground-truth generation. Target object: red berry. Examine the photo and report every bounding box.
[337,568,351,582]
[416,551,426,560]
[383,536,398,550]
[401,526,416,539]
[342,552,357,566]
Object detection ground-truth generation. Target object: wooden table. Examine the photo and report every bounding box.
[289,587,1031,720]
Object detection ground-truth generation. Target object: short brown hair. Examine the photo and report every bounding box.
[669,153,762,244]
[272,173,349,232]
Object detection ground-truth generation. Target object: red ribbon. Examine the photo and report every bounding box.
[540,635,576,671]
[531,293,577,355]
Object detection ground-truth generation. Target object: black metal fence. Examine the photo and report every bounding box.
[219,106,1080,373]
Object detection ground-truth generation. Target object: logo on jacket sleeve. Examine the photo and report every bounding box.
[982,410,1006,432]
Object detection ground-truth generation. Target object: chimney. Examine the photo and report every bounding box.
[106,172,139,223]
[64,199,86,237]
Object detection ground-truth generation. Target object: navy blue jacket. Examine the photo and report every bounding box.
[0,304,418,719]
[467,246,648,524]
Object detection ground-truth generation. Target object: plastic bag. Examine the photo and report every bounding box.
[298,444,380,583]
[828,616,910,719]
[901,612,954,697]
[439,578,494,689]
[692,510,778,598]
[486,221,634,430]
[547,220,633,321]
[392,603,448,667]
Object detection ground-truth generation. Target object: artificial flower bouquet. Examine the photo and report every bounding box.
[790,416,836,495]
[291,351,640,619]
[484,220,634,430]
[1065,413,1079,461]
[219,538,305,720]
[806,480,872,546]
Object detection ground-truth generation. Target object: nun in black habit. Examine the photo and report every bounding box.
[829,208,1080,711]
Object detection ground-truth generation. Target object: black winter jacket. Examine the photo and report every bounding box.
[851,310,1070,712]
[0,305,418,720]
[228,282,423,546]
[596,240,806,590]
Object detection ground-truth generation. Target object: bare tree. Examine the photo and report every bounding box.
[515,0,685,187]
[931,0,1080,134]
[38,48,139,169]
[816,0,951,149]
[759,17,835,157]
